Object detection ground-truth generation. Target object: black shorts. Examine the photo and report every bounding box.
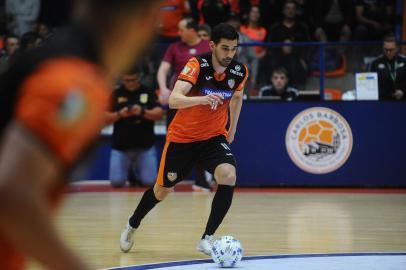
[156,135,236,187]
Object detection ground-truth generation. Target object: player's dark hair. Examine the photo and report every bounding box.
[211,23,239,44]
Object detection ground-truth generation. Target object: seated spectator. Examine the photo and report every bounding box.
[259,67,299,101]
[0,33,19,74]
[19,31,42,51]
[312,0,354,42]
[240,6,267,89]
[370,35,406,101]
[198,23,211,40]
[107,68,164,187]
[5,0,40,37]
[354,0,394,41]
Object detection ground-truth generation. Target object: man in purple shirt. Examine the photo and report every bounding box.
[157,16,210,105]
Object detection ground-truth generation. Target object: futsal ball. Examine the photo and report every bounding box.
[211,235,243,268]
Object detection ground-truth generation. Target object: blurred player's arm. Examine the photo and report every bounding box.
[0,122,90,270]
[228,66,249,144]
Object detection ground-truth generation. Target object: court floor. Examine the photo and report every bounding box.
[28,185,406,269]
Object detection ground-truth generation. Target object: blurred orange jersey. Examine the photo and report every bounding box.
[159,0,189,37]
[167,54,248,143]
[0,26,110,270]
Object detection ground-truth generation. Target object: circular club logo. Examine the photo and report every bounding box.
[286,107,353,174]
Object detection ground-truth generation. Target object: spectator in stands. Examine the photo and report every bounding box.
[157,17,210,108]
[239,0,275,27]
[5,0,40,37]
[354,0,394,41]
[370,35,406,101]
[0,33,19,74]
[312,0,353,42]
[156,16,212,191]
[268,0,310,42]
[198,23,211,41]
[262,1,310,88]
[19,31,42,51]
[107,68,164,188]
[158,0,190,43]
[240,6,266,90]
[259,67,299,101]
[227,15,257,94]
[198,0,231,29]
[36,22,52,41]
[273,39,308,88]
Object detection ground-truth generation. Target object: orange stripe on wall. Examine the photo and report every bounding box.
[156,141,170,186]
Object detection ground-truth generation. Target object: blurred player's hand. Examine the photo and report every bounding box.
[202,94,224,110]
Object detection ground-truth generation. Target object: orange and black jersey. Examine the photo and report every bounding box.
[0,24,110,169]
[167,53,248,143]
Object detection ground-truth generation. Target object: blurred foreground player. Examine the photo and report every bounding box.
[0,0,162,269]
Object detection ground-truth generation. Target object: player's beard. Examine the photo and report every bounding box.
[214,51,233,67]
[220,57,233,67]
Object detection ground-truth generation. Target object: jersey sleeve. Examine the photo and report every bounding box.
[177,57,201,85]
[15,58,110,167]
[236,64,249,91]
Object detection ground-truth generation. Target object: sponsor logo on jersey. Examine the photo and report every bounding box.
[235,65,241,71]
[202,88,233,99]
[206,76,213,81]
[285,107,353,174]
[230,69,244,77]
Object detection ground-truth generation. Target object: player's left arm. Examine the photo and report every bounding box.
[228,65,249,144]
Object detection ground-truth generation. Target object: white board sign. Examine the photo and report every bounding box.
[355,72,379,100]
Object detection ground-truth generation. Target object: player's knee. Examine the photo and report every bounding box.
[215,166,236,186]
[153,183,172,201]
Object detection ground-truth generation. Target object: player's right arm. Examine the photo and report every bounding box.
[0,58,109,270]
[0,123,90,270]
[169,57,223,109]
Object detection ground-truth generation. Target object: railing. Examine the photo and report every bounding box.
[237,40,406,100]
